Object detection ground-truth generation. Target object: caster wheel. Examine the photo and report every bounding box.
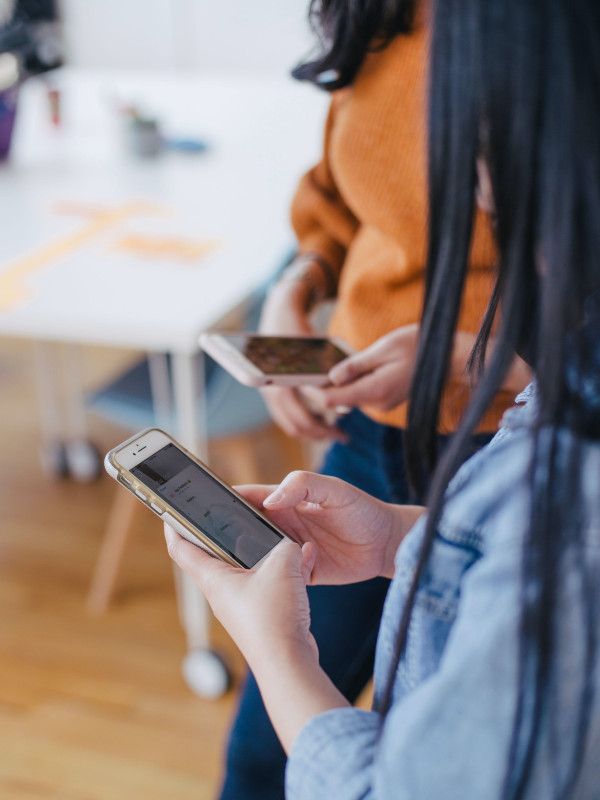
[39,440,69,479]
[182,649,231,699]
[65,439,102,483]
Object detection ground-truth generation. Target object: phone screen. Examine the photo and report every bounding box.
[130,443,283,567]
[227,335,347,375]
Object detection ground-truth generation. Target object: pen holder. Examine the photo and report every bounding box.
[125,115,163,159]
[0,85,18,160]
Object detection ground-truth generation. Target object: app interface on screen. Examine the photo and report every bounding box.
[130,443,282,568]
[230,335,347,375]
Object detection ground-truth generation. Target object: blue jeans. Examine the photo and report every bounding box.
[218,410,491,800]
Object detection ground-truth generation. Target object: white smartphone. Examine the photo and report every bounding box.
[199,332,354,387]
[105,428,292,569]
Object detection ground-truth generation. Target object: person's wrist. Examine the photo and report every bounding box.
[269,271,313,302]
[266,269,314,316]
[293,252,337,299]
[276,253,336,308]
[259,280,310,334]
[247,631,318,677]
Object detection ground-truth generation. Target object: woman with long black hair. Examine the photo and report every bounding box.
[167,0,600,796]
[220,0,526,794]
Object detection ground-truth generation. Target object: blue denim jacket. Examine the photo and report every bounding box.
[286,388,600,799]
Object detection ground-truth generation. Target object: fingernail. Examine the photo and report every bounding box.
[264,490,283,506]
[328,366,343,382]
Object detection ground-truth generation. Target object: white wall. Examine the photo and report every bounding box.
[59,0,314,74]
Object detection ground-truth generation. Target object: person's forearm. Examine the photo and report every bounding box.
[260,254,335,335]
[384,505,426,578]
[249,641,350,755]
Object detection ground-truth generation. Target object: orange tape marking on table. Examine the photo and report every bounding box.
[0,201,163,312]
[112,235,220,262]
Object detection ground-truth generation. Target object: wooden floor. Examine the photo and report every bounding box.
[0,339,316,800]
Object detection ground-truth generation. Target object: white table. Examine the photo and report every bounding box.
[0,67,328,694]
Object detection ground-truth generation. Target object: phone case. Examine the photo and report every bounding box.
[105,429,242,566]
[105,428,293,569]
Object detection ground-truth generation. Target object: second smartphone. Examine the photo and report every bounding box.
[199,332,353,387]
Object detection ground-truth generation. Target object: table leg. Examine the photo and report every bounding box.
[170,352,229,697]
[33,340,68,478]
[171,351,209,648]
[63,343,101,482]
[33,341,101,481]
[63,343,88,441]
[172,350,207,458]
[147,352,172,432]
[149,350,204,638]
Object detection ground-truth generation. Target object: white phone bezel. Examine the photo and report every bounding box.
[200,332,266,386]
[105,427,290,569]
[200,332,354,387]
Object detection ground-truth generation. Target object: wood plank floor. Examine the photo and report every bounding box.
[0,339,317,800]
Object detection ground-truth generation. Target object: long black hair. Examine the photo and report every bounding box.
[291,0,417,90]
[385,0,600,797]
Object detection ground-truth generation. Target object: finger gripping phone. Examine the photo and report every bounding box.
[105,428,291,569]
[199,332,353,387]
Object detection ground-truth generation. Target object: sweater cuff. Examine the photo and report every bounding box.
[285,707,382,800]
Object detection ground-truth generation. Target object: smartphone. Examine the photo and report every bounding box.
[199,332,353,387]
[105,428,292,569]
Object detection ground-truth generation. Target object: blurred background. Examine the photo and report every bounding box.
[1,0,313,72]
[0,2,336,798]
[60,0,311,71]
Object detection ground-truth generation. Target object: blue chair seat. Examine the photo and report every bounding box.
[88,351,271,439]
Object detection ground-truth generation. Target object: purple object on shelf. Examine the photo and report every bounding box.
[0,86,19,160]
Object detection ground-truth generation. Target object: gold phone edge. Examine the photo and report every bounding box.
[107,434,241,568]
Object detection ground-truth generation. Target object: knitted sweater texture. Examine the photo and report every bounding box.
[290,20,514,432]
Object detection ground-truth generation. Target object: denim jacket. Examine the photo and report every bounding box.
[286,387,600,799]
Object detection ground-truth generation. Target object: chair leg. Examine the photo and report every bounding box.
[86,489,141,615]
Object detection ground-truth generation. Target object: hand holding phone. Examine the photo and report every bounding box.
[298,325,421,414]
[240,471,412,585]
[105,428,292,568]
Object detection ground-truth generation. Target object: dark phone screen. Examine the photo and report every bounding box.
[131,443,283,568]
[228,335,348,375]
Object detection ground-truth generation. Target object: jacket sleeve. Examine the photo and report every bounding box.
[285,526,522,800]
[290,91,360,285]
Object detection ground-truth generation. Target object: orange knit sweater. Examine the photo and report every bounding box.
[290,18,514,433]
